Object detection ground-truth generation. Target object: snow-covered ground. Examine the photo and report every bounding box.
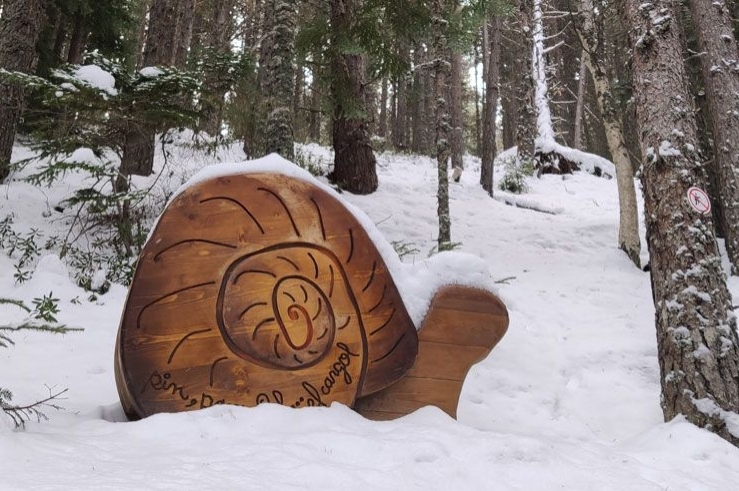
[2,139,738,490]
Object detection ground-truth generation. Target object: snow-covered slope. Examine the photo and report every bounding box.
[1,141,738,490]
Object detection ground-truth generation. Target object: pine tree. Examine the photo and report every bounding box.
[575,0,640,266]
[261,0,296,160]
[688,0,739,275]
[514,0,537,170]
[431,0,452,250]
[328,0,378,194]
[119,0,180,182]
[480,15,501,195]
[0,0,47,183]
[625,0,739,446]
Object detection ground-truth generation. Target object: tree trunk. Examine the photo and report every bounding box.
[626,0,739,446]
[329,0,377,194]
[135,0,152,69]
[689,0,739,275]
[308,67,322,143]
[119,0,180,183]
[515,0,537,167]
[378,76,388,138]
[262,0,295,160]
[200,0,237,137]
[66,15,85,64]
[450,49,464,170]
[174,0,196,69]
[481,16,501,195]
[0,0,46,183]
[473,39,481,156]
[500,20,518,151]
[577,0,641,267]
[392,44,409,150]
[432,0,451,249]
[411,45,426,153]
[573,54,587,150]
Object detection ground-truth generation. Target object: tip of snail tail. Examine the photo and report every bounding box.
[353,285,509,421]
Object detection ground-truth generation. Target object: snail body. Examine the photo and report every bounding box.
[115,171,419,418]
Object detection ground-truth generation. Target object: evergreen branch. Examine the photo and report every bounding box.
[0,298,31,313]
[1,387,69,429]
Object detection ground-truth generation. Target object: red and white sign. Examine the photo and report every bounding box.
[687,186,711,215]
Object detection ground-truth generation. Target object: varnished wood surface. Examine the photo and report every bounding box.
[115,173,419,419]
[354,286,509,420]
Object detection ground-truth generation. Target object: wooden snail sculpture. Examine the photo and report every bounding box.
[115,170,509,421]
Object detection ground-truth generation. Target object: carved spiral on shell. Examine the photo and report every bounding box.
[115,172,419,419]
[217,246,351,369]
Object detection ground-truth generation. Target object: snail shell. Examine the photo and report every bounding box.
[115,172,419,418]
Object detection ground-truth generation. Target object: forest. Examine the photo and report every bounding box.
[1,0,739,483]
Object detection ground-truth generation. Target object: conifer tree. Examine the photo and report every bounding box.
[262,0,296,160]
[432,0,452,249]
[626,0,739,446]
[688,0,739,275]
[119,0,180,182]
[0,0,47,183]
[328,0,378,194]
[575,0,640,266]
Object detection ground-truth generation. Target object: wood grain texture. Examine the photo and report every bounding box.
[115,173,418,419]
[354,285,509,420]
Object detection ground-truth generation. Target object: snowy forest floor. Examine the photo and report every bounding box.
[2,138,739,490]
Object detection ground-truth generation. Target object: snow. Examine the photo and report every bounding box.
[139,66,165,78]
[72,65,117,97]
[2,138,739,489]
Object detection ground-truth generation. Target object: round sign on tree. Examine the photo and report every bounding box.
[687,187,711,215]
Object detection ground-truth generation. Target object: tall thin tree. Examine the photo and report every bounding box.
[688,0,739,275]
[262,0,296,160]
[480,16,501,195]
[431,0,452,250]
[576,0,641,266]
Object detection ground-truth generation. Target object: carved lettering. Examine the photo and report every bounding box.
[254,342,360,408]
[142,371,226,409]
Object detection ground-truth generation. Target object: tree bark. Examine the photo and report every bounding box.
[135,0,152,69]
[378,76,388,138]
[0,0,46,183]
[174,0,196,70]
[329,0,377,194]
[308,67,322,143]
[450,49,464,170]
[500,20,518,151]
[392,43,409,150]
[66,15,85,64]
[432,0,452,249]
[689,0,739,275]
[573,54,587,151]
[515,0,537,168]
[262,0,295,160]
[411,45,426,153]
[200,0,237,137]
[577,0,641,267]
[481,16,501,195]
[119,0,180,182]
[626,0,739,446]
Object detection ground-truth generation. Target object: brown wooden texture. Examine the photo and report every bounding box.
[354,286,509,420]
[115,173,418,418]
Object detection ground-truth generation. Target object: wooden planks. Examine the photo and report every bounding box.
[354,285,509,420]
